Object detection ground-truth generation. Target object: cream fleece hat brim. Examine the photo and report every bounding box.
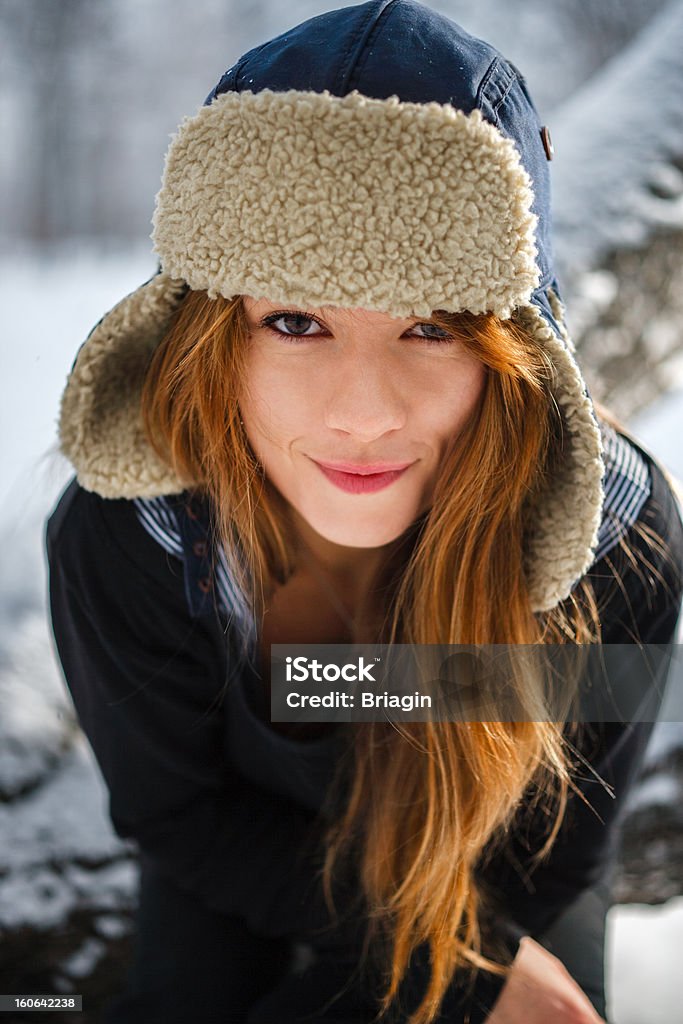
[57,88,604,613]
[151,89,540,319]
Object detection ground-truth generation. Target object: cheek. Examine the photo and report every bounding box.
[238,355,314,439]
[431,361,487,435]
[461,362,487,413]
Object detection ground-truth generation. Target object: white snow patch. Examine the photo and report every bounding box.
[0,611,76,797]
[59,937,109,979]
[624,772,680,815]
[52,975,77,994]
[553,0,683,282]
[0,733,132,873]
[0,856,139,933]
[93,913,134,940]
[607,897,683,1024]
[642,721,683,768]
[62,859,140,913]
[0,867,77,932]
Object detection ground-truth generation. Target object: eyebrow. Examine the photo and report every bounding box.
[251,302,425,325]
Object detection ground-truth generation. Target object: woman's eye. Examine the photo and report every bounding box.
[409,323,454,343]
[260,313,325,338]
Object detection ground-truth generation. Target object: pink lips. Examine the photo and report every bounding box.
[311,458,414,494]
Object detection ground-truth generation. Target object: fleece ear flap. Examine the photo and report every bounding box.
[515,300,604,612]
[58,272,192,499]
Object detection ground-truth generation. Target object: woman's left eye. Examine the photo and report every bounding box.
[258,312,455,344]
[260,313,325,338]
[408,322,455,343]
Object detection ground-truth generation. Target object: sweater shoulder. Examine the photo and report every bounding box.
[45,476,188,599]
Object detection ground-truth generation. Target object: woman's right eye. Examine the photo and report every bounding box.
[259,312,327,338]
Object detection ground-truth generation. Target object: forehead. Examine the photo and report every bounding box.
[241,295,419,326]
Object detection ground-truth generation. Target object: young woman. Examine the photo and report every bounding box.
[45,2,683,1023]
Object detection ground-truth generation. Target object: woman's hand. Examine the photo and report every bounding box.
[486,936,606,1023]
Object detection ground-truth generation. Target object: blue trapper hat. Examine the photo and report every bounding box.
[56,0,605,613]
[203,0,556,295]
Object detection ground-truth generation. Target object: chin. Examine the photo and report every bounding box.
[307,515,413,550]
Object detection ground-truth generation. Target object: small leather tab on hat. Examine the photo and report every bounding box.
[541,125,554,161]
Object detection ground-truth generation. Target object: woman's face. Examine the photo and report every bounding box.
[238,297,487,550]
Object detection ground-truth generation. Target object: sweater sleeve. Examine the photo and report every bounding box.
[475,452,683,945]
[44,478,362,949]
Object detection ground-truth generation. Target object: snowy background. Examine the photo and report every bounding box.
[1,1,683,1022]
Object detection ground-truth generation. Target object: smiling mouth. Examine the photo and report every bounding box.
[311,458,415,475]
[310,459,414,494]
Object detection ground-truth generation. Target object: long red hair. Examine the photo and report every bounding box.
[140,290,642,1023]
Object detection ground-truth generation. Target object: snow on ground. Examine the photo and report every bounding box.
[0,248,157,988]
[0,730,136,931]
[0,611,73,799]
[0,679,138,956]
[607,897,683,1024]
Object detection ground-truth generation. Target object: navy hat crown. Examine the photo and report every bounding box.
[205,0,554,287]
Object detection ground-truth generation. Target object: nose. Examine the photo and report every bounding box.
[323,349,407,441]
